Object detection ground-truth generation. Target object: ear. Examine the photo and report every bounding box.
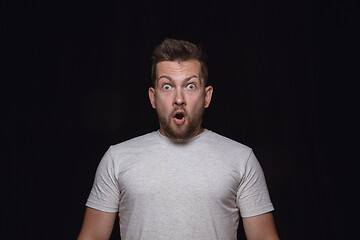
[148,87,156,109]
[204,86,213,109]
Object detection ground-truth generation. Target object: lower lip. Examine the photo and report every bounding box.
[173,117,185,125]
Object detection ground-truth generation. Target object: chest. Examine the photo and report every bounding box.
[116,150,240,206]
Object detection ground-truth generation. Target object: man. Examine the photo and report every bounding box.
[78,38,279,240]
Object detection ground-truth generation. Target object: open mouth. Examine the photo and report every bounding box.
[173,111,185,124]
[174,112,184,120]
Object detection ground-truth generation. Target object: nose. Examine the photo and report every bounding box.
[173,89,186,106]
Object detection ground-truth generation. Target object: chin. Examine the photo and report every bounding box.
[163,124,199,141]
[158,114,203,141]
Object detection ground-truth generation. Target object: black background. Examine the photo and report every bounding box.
[3,0,358,239]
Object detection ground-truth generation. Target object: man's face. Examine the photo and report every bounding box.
[149,60,213,141]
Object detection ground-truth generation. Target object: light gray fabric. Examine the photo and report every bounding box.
[86,130,274,240]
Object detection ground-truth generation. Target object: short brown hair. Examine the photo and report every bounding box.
[151,38,208,86]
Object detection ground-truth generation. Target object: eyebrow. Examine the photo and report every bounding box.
[157,75,200,83]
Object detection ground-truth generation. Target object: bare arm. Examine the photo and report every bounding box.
[77,207,117,240]
[242,212,279,240]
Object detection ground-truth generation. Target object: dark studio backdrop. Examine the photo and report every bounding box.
[3,0,358,239]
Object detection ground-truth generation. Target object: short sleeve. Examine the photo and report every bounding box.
[236,150,274,218]
[86,147,120,212]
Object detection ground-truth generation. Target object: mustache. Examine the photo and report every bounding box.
[170,107,187,117]
[172,107,186,112]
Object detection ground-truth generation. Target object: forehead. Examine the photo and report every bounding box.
[156,60,201,78]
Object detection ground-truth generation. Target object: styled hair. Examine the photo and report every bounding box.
[151,38,208,86]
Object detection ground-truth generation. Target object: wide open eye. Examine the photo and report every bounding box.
[162,84,172,90]
[187,83,196,90]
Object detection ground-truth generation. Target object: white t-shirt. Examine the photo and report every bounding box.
[86,130,274,240]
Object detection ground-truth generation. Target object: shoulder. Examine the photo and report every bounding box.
[199,130,258,177]
[108,131,159,156]
[205,130,252,154]
[95,132,161,174]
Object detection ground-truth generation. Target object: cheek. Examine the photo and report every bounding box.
[188,95,205,112]
[155,95,172,112]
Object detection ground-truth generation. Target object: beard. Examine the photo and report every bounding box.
[157,107,204,141]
